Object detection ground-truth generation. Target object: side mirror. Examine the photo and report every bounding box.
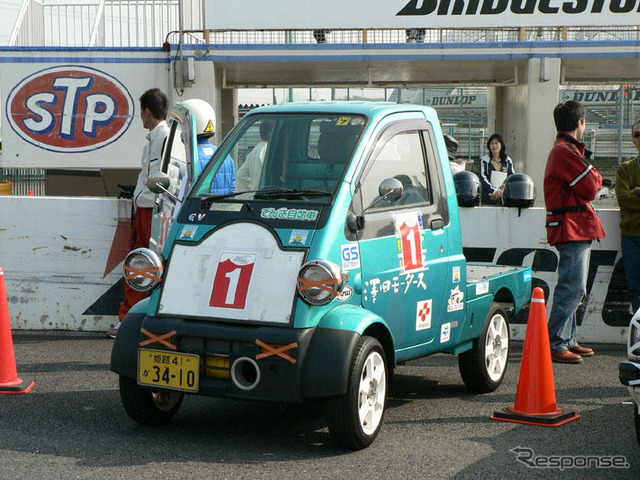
[146,172,178,203]
[147,172,171,194]
[378,177,403,204]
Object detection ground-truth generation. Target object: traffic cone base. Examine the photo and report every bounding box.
[491,408,580,427]
[491,287,579,427]
[0,267,35,395]
[0,376,35,395]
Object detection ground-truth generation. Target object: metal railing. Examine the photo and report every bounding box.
[9,1,640,48]
[0,169,46,195]
[9,0,203,47]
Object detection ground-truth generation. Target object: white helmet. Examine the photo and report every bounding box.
[181,98,216,138]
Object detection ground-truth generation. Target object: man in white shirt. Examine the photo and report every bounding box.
[236,120,273,191]
[112,88,169,336]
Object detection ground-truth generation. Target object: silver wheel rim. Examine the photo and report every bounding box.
[485,313,509,382]
[358,350,386,436]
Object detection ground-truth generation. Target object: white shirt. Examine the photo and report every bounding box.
[134,121,169,209]
[236,141,267,191]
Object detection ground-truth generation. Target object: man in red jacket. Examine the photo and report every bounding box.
[544,101,605,364]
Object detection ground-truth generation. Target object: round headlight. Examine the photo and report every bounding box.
[297,260,344,306]
[124,248,164,293]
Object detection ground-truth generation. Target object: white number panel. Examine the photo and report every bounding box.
[159,223,305,324]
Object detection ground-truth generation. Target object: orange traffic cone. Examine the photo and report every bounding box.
[0,267,35,394]
[491,287,579,426]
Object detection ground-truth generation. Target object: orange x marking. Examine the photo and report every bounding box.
[140,329,177,350]
[124,265,163,283]
[255,339,298,364]
[297,277,341,296]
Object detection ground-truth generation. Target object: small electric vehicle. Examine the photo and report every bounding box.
[111,101,532,449]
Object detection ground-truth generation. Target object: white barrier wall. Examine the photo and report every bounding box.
[459,206,627,344]
[0,197,630,344]
[0,196,129,331]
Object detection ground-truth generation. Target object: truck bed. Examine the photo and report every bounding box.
[466,263,525,284]
[465,262,532,310]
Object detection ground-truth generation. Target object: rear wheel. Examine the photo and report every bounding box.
[326,336,387,450]
[119,375,184,425]
[459,304,510,393]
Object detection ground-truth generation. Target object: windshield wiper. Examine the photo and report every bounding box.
[201,190,257,209]
[253,188,331,198]
[201,187,331,209]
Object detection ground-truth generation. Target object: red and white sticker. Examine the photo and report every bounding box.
[416,299,432,331]
[209,253,256,309]
[393,211,426,273]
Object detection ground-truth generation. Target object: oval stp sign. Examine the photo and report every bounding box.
[6,65,134,153]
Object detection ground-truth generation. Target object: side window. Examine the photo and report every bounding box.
[163,121,189,200]
[361,131,430,209]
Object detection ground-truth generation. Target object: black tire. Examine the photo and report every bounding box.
[459,304,510,393]
[326,336,387,450]
[634,405,640,447]
[119,375,184,425]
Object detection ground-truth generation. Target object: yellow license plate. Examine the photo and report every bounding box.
[138,349,200,392]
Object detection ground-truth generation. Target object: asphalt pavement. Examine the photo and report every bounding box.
[0,332,638,479]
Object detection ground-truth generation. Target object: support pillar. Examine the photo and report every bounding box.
[490,58,561,206]
[214,66,238,145]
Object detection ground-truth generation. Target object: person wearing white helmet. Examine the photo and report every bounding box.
[182,98,235,194]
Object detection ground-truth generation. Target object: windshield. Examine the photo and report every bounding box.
[192,112,367,202]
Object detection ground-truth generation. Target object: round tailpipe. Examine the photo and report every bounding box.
[230,357,261,391]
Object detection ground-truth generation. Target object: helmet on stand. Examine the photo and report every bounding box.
[503,173,536,208]
[453,171,481,207]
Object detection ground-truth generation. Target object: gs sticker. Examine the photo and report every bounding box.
[6,65,134,153]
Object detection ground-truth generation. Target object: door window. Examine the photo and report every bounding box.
[360,131,430,210]
[163,121,190,200]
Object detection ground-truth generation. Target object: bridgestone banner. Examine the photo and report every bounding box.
[206,0,640,29]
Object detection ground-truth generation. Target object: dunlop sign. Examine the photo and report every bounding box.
[206,0,640,29]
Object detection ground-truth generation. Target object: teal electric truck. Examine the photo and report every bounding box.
[111,101,532,449]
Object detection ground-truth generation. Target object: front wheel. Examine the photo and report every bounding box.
[326,336,387,450]
[459,304,510,393]
[119,375,184,425]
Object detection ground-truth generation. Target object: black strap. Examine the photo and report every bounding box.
[546,204,588,216]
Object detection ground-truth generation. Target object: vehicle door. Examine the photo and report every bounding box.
[150,112,195,253]
[350,116,456,350]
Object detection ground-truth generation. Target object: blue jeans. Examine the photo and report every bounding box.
[548,240,591,353]
[622,236,640,313]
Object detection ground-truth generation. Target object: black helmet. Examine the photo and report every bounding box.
[503,173,536,208]
[453,171,480,207]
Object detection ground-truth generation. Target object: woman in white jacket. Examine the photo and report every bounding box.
[480,133,515,205]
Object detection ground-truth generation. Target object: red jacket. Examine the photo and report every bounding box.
[544,133,605,246]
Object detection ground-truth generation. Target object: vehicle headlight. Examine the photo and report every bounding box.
[630,315,640,359]
[124,248,164,293]
[297,260,344,306]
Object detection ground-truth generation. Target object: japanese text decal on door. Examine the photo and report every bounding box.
[209,253,256,309]
[393,211,427,273]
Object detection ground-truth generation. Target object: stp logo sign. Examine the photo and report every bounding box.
[6,65,134,153]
